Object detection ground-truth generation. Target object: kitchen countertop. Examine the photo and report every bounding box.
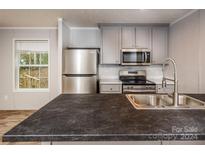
[3,94,205,142]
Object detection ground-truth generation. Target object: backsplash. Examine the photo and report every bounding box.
[98,65,163,84]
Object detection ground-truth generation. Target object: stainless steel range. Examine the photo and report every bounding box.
[119,70,156,93]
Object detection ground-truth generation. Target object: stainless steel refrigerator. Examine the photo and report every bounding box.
[62,48,98,94]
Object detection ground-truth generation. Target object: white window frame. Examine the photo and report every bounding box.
[13,38,50,92]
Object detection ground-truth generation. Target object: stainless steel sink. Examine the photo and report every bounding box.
[126,94,205,110]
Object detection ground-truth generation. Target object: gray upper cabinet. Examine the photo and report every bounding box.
[69,28,100,48]
[121,26,135,48]
[121,26,152,49]
[101,25,168,65]
[152,27,168,64]
[101,26,121,64]
[135,26,152,49]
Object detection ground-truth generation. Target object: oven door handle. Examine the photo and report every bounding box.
[123,90,156,93]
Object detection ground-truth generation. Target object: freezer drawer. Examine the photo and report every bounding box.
[63,49,97,75]
[62,75,97,94]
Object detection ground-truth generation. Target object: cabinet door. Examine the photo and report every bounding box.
[100,84,122,93]
[101,26,121,64]
[135,26,151,49]
[152,27,168,64]
[121,26,135,48]
[69,28,100,48]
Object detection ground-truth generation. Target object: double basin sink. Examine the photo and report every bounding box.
[126,94,205,110]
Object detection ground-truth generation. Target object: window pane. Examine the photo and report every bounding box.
[19,78,30,88]
[19,67,29,78]
[40,78,48,88]
[40,67,48,78]
[36,53,40,64]
[20,53,29,65]
[30,53,40,65]
[41,53,48,64]
[30,67,39,78]
[30,53,34,64]
[30,79,39,88]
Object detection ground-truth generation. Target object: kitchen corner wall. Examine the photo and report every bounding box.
[64,26,164,84]
[169,10,205,93]
[0,29,59,110]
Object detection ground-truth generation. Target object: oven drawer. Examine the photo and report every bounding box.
[100,84,122,93]
[122,85,156,94]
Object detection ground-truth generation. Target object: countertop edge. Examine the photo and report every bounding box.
[3,133,205,142]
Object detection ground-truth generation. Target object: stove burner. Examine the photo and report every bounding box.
[121,79,156,85]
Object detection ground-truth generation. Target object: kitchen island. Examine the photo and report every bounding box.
[3,94,205,144]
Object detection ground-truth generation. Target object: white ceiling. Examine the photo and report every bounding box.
[0,9,192,27]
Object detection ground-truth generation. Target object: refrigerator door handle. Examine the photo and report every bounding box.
[63,74,96,77]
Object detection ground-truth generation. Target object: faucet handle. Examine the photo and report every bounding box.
[162,78,167,88]
[162,80,164,88]
[165,79,167,87]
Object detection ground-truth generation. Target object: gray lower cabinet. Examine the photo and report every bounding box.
[42,141,161,145]
[42,140,205,145]
[101,26,121,64]
[162,140,205,145]
[100,84,122,94]
[152,27,168,64]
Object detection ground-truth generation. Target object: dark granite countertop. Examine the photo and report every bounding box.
[3,94,205,142]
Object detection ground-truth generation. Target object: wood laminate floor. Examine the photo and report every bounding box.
[0,110,40,145]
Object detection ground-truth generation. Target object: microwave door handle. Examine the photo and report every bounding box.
[121,51,123,64]
[144,53,147,62]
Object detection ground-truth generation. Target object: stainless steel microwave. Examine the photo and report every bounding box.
[121,48,151,65]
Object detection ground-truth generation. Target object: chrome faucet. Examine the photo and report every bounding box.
[162,58,178,107]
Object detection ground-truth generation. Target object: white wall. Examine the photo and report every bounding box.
[62,22,71,49]
[169,10,205,93]
[199,10,205,93]
[169,11,200,93]
[0,28,59,110]
[57,19,71,94]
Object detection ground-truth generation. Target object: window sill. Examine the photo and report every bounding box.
[14,89,50,93]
